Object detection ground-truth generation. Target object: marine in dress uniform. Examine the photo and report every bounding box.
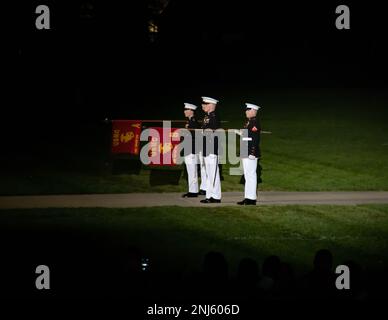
[200,97,222,203]
[237,103,261,205]
[182,103,201,197]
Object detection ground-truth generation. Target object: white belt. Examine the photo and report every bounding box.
[242,137,252,141]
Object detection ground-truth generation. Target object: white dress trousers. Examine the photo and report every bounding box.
[199,151,207,191]
[242,157,258,200]
[204,153,221,200]
[184,153,199,193]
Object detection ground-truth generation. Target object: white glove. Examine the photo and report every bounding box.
[248,155,256,160]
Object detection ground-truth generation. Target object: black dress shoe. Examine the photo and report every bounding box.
[237,199,257,205]
[182,192,198,198]
[198,190,206,196]
[245,199,256,205]
[200,198,221,204]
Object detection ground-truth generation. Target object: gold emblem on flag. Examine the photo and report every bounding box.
[120,131,135,143]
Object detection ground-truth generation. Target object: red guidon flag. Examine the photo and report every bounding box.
[111,120,142,154]
[148,127,181,166]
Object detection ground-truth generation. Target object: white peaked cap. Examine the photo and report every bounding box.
[245,103,261,110]
[184,103,198,110]
[201,96,219,104]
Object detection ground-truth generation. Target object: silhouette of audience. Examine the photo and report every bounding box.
[300,249,336,299]
[199,251,229,298]
[15,245,385,300]
[108,248,382,300]
[259,255,281,294]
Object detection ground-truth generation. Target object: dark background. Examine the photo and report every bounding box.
[8,0,388,149]
[4,1,388,304]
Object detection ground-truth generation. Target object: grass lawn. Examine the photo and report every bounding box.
[2,204,388,277]
[1,89,387,194]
